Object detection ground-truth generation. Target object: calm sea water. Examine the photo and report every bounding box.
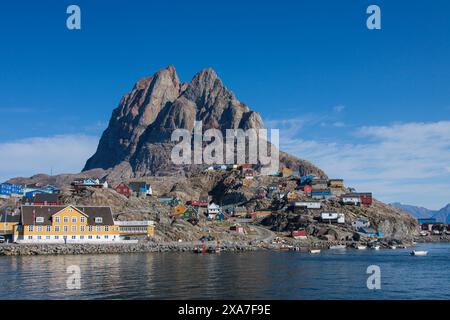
[0,243,449,300]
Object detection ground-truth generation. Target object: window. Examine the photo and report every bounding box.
[63,226,68,232]
[46,226,51,232]
[96,235,100,239]
[96,226,101,232]
[55,217,60,223]
[95,217,103,223]
[80,226,85,232]
[71,217,77,223]
[54,226,60,232]
[63,217,68,223]
[71,226,77,232]
[37,236,42,240]
[104,235,108,239]
[46,236,50,240]
[88,226,93,232]
[88,235,93,239]
[105,226,109,232]
[80,217,85,223]
[80,235,84,240]
[28,226,33,232]
[28,236,33,240]
[54,236,59,240]
[37,226,42,232]
[35,217,44,223]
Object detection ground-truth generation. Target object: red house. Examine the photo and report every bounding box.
[359,193,373,206]
[31,193,60,206]
[291,230,307,239]
[115,182,132,197]
[303,185,312,194]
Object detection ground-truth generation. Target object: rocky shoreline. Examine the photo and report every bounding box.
[0,241,263,256]
[0,236,425,256]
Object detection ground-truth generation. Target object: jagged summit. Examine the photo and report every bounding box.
[83,66,324,178]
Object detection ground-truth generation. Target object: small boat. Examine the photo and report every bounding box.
[309,249,321,254]
[390,245,397,250]
[372,245,380,250]
[356,245,367,250]
[410,250,428,256]
[329,245,346,250]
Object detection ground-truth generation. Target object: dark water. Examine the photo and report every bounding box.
[0,243,449,300]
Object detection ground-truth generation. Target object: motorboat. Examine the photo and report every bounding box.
[410,250,428,256]
[329,245,346,250]
[309,249,321,254]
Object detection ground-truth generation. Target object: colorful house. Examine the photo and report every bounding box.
[13,205,121,243]
[328,179,344,188]
[340,193,361,206]
[71,178,105,191]
[291,230,307,239]
[0,206,21,238]
[0,183,23,198]
[320,212,345,224]
[24,193,60,206]
[311,179,328,190]
[417,218,436,225]
[129,182,152,196]
[311,189,334,200]
[115,182,132,197]
[291,200,322,209]
[207,203,220,219]
[352,217,370,229]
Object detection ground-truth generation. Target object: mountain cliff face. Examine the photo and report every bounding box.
[83,66,325,178]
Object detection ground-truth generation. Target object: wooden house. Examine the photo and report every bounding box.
[129,182,152,196]
[328,179,344,188]
[115,182,132,197]
[320,212,345,224]
[291,230,307,239]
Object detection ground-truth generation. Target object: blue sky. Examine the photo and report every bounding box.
[0,0,449,209]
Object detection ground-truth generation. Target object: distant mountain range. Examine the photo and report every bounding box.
[390,202,450,223]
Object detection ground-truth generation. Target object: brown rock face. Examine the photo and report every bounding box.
[83,66,324,178]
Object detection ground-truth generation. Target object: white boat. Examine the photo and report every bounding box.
[390,245,397,250]
[356,245,367,250]
[410,250,428,256]
[372,245,380,250]
[329,245,346,250]
[309,249,321,254]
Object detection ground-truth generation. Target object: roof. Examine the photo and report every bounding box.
[343,192,372,197]
[21,205,114,226]
[0,206,21,223]
[129,182,148,192]
[33,193,59,203]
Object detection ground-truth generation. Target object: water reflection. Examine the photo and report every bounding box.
[0,243,449,299]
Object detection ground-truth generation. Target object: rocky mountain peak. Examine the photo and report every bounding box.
[83,66,325,178]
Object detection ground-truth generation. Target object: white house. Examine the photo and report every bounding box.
[292,201,322,209]
[340,194,361,206]
[352,218,370,229]
[321,212,345,224]
[207,203,220,219]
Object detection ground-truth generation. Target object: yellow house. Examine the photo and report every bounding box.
[0,206,21,238]
[14,205,121,243]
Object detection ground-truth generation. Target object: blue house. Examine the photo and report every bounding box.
[0,183,23,197]
[417,218,436,225]
[358,227,384,237]
[311,190,334,200]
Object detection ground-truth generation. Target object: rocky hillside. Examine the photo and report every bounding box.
[83,65,325,179]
